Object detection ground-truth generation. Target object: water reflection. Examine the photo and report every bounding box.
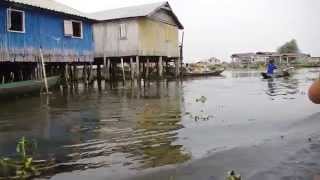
[265,78,299,99]
[0,80,190,177]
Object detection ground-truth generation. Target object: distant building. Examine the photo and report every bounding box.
[231,53,257,65]
[306,57,320,64]
[231,52,310,66]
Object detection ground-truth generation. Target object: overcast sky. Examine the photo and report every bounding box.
[57,0,320,62]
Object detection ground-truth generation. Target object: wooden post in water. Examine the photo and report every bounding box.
[121,58,126,82]
[64,64,69,86]
[175,58,180,78]
[88,64,93,84]
[103,57,107,80]
[40,48,49,94]
[68,64,73,83]
[130,57,134,80]
[136,56,140,79]
[146,58,150,80]
[97,64,102,81]
[73,64,78,82]
[158,56,163,79]
[106,58,110,81]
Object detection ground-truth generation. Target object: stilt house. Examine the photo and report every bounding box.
[0,0,94,63]
[90,1,184,79]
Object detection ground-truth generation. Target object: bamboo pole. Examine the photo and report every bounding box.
[40,48,49,94]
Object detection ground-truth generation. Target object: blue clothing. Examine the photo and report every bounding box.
[267,63,277,75]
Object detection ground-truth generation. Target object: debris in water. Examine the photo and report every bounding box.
[196,96,207,103]
[226,170,241,180]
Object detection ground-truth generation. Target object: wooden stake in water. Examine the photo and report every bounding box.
[121,58,126,82]
[40,48,49,94]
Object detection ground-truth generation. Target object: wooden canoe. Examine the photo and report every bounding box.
[0,76,60,96]
[261,71,290,79]
[184,69,225,77]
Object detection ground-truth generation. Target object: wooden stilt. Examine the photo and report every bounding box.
[136,56,140,79]
[73,64,78,82]
[121,58,126,82]
[175,58,180,78]
[40,48,49,94]
[130,57,134,80]
[83,64,87,84]
[68,64,73,83]
[106,58,110,81]
[65,64,69,85]
[97,64,102,81]
[146,58,150,80]
[88,64,93,84]
[158,56,163,78]
[103,57,107,80]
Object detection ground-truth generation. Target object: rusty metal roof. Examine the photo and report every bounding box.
[6,0,90,19]
[89,1,184,29]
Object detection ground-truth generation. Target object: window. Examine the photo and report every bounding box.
[120,23,127,39]
[64,20,83,38]
[7,8,25,33]
[72,21,82,38]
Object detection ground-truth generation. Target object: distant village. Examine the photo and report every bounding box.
[187,51,320,72]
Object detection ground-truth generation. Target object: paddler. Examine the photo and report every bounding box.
[266,59,277,77]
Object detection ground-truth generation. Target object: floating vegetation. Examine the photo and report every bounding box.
[188,96,214,122]
[226,170,242,180]
[195,96,207,103]
[0,137,54,180]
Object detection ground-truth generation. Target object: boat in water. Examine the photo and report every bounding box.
[184,68,225,77]
[261,71,290,79]
[0,76,60,97]
[261,67,294,79]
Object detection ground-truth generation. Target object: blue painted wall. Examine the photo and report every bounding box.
[0,2,94,62]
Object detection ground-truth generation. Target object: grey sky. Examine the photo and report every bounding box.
[57,0,320,62]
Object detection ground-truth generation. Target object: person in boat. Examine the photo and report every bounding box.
[266,59,277,77]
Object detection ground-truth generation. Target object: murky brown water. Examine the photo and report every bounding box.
[0,68,319,179]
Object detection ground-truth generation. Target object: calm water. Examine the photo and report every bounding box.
[0,68,319,178]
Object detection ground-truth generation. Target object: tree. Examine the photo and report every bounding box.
[277,39,300,53]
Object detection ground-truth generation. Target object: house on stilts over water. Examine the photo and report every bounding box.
[0,0,94,84]
[90,1,184,80]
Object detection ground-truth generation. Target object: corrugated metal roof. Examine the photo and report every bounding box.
[89,1,166,21]
[5,0,90,19]
[90,1,183,29]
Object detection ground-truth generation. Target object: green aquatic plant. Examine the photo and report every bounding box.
[16,137,38,178]
[0,137,38,179]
